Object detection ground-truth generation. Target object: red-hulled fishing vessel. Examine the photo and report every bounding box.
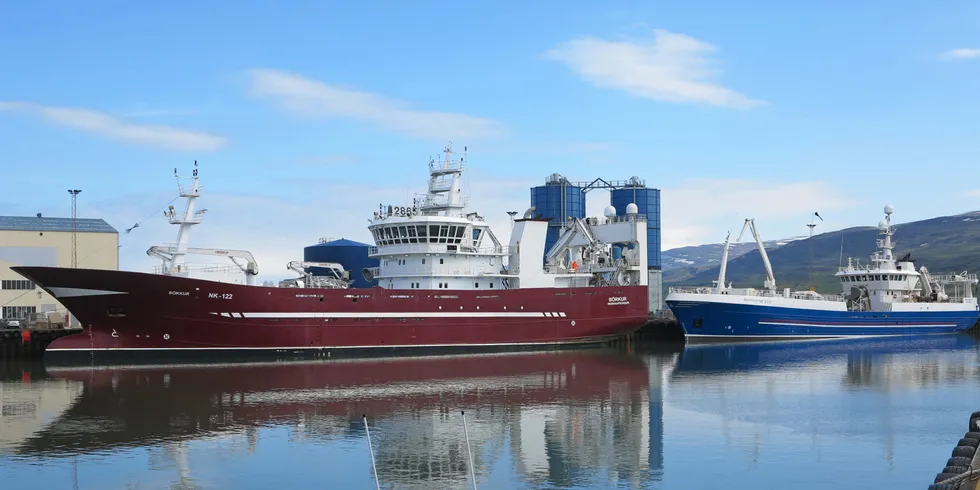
[14,145,650,360]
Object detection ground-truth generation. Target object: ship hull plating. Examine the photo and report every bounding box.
[13,266,648,360]
[667,296,980,340]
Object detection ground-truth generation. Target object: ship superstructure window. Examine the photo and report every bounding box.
[1,280,34,290]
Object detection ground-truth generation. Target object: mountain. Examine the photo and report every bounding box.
[662,211,980,293]
[662,239,798,270]
[661,236,804,284]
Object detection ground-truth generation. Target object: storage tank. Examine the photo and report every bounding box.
[303,238,379,288]
[610,182,661,270]
[530,173,586,262]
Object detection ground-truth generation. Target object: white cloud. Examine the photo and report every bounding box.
[0,101,226,151]
[656,178,858,249]
[544,29,765,109]
[940,48,980,60]
[245,69,505,141]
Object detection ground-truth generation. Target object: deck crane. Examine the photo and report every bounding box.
[715,218,776,292]
[147,245,259,285]
[280,261,350,289]
[737,218,777,291]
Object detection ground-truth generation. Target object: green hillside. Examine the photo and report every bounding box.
[663,211,980,293]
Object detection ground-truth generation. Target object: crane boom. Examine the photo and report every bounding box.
[147,245,259,284]
[736,218,776,290]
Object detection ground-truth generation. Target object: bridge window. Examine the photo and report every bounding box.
[429,225,440,242]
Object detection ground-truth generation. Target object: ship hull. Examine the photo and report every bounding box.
[12,266,649,360]
[666,293,980,340]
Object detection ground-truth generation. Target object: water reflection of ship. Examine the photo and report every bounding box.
[12,350,663,489]
[667,334,980,466]
[672,334,978,385]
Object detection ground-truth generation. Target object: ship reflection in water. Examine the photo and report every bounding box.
[2,335,980,489]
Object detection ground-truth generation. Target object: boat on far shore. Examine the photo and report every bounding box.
[665,205,980,340]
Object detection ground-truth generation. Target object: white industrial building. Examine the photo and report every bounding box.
[0,215,118,326]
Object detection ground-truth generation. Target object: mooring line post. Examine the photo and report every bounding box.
[462,410,477,490]
[363,414,381,490]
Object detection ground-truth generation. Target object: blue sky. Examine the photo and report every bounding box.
[1,1,979,278]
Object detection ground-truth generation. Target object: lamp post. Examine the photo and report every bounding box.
[68,189,81,268]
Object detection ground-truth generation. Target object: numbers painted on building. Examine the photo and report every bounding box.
[208,292,234,300]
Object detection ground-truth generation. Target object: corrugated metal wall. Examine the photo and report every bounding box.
[610,187,661,270]
[530,181,586,262]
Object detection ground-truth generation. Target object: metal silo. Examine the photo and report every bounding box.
[611,178,663,312]
[303,238,379,288]
[530,173,586,261]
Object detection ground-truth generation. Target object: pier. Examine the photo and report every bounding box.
[929,411,980,489]
[0,327,81,359]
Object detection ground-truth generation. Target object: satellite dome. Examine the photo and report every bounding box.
[884,204,894,215]
[878,220,888,230]
[603,205,617,218]
[626,203,639,215]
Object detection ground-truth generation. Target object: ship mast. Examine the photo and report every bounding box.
[872,205,895,269]
[420,143,466,217]
[166,162,204,272]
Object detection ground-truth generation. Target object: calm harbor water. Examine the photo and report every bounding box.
[2,335,979,489]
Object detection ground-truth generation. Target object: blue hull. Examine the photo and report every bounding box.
[666,299,980,339]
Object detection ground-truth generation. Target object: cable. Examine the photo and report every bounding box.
[75,195,181,265]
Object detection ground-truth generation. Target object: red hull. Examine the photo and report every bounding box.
[12,266,649,357]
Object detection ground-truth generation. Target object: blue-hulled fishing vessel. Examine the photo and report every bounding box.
[665,205,980,339]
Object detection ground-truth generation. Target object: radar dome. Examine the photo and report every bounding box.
[603,205,617,218]
[884,204,894,215]
[878,220,888,230]
[626,203,639,215]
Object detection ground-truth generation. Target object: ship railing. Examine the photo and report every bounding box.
[429,160,464,173]
[543,257,641,273]
[369,244,510,256]
[373,266,508,277]
[601,214,648,224]
[931,273,979,284]
[153,263,244,275]
[668,286,843,302]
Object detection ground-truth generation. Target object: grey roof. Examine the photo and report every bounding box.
[0,215,118,234]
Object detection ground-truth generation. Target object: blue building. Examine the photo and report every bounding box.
[530,173,586,262]
[303,238,379,288]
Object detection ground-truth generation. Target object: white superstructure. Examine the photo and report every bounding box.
[365,144,648,291]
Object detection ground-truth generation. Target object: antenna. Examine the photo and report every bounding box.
[808,212,823,238]
[67,189,82,268]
